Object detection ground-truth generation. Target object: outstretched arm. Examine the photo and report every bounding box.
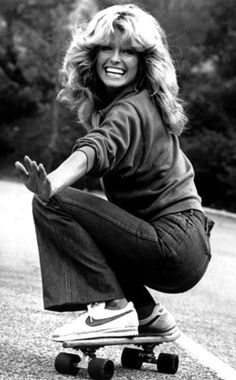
[15,148,95,201]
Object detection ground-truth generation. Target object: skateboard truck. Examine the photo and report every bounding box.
[54,332,180,379]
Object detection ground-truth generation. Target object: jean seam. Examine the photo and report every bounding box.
[186,214,211,257]
[57,197,157,243]
[48,206,72,304]
[155,214,188,255]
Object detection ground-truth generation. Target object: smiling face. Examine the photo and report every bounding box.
[96,31,139,97]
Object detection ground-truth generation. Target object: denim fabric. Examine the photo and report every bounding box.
[32,187,214,312]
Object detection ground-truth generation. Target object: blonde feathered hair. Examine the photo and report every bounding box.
[58,3,188,135]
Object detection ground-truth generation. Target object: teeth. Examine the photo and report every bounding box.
[105,67,125,76]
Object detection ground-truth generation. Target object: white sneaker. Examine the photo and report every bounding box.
[139,303,179,338]
[52,302,139,341]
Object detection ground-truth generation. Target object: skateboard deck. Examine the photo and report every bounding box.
[55,329,181,379]
[63,328,181,348]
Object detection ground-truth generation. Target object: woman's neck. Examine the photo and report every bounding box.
[95,80,139,110]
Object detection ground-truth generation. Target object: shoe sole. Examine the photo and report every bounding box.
[52,327,139,342]
[138,325,181,340]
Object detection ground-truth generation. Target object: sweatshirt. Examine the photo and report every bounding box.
[73,86,203,222]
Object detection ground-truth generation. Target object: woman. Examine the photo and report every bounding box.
[15,4,214,342]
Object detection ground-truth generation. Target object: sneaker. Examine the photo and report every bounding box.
[52,301,139,341]
[138,303,179,338]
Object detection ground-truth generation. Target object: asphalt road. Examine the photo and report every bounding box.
[0,179,236,380]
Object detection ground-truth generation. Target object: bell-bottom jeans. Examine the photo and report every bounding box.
[32,187,214,312]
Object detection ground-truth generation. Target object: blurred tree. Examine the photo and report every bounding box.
[0,1,72,113]
[179,0,236,211]
[0,0,73,165]
[0,0,98,169]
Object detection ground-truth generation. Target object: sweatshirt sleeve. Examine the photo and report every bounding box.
[72,101,142,177]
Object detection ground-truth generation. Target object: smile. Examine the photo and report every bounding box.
[105,66,126,78]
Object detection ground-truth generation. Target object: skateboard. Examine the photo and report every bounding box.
[54,329,181,379]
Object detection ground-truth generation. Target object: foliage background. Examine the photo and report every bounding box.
[0,0,235,210]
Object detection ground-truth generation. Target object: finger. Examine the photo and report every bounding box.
[25,157,40,179]
[15,161,28,175]
[31,160,40,174]
[24,156,34,173]
[38,163,48,180]
[15,161,29,181]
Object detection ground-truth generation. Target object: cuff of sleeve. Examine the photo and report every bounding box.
[77,146,96,173]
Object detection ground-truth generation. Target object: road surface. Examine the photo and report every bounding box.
[0,180,236,379]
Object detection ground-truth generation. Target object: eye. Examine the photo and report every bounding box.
[99,45,112,52]
[122,48,136,56]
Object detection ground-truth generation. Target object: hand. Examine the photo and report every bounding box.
[15,156,52,201]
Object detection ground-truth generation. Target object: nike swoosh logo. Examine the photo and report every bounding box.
[140,314,161,328]
[85,310,132,327]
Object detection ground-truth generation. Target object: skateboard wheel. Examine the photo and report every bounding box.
[55,352,80,376]
[88,357,115,380]
[157,352,179,374]
[121,348,143,370]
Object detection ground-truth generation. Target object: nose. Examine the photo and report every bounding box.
[110,48,121,63]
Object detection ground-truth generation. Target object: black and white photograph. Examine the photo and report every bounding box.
[0,1,235,379]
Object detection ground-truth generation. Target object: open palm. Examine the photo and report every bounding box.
[15,156,52,201]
